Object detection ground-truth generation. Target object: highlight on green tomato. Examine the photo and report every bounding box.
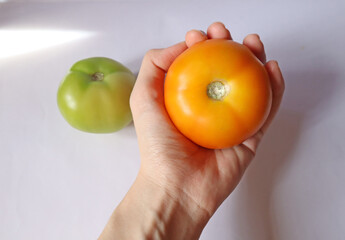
[57,57,135,133]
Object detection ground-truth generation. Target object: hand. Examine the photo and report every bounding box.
[99,22,285,240]
[131,21,285,216]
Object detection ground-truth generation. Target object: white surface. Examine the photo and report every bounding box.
[1,1,345,239]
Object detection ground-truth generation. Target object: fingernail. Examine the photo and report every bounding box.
[200,30,207,36]
[273,61,283,76]
[215,21,225,27]
[253,33,260,40]
[273,60,279,68]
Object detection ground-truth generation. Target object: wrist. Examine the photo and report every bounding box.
[100,170,210,240]
[137,170,210,239]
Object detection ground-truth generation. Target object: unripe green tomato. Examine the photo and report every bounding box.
[57,57,135,133]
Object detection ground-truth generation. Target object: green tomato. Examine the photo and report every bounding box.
[57,57,135,133]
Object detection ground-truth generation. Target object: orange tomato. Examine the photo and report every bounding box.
[164,39,272,149]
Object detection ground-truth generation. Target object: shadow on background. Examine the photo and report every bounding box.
[231,66,339,239]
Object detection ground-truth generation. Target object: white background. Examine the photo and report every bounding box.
[1,0,345,239]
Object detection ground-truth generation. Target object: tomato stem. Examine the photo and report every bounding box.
[207,81,228,100]
[91,72,104,81]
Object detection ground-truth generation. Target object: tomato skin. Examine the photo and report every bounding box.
[164,39,272,149]
[57,57,135,133]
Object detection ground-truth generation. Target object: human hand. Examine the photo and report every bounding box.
[99,22,285,240]
[131,21,284,216]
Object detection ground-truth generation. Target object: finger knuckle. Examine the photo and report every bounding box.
[144,49,158,59]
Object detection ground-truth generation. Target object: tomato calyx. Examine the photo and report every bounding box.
[207,80,229,100]
[91,72,104,81]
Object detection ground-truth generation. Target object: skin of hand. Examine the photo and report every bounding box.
[99,22,285,240]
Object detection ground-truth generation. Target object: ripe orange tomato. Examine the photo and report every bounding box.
[164,39,272,149]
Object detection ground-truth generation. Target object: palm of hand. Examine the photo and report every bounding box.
[134,95,255,216]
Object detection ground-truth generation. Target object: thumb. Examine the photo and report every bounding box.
[130,42,187,115]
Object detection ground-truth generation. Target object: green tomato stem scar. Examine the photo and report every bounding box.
[91,72,104,81]
[207,80,229,100]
